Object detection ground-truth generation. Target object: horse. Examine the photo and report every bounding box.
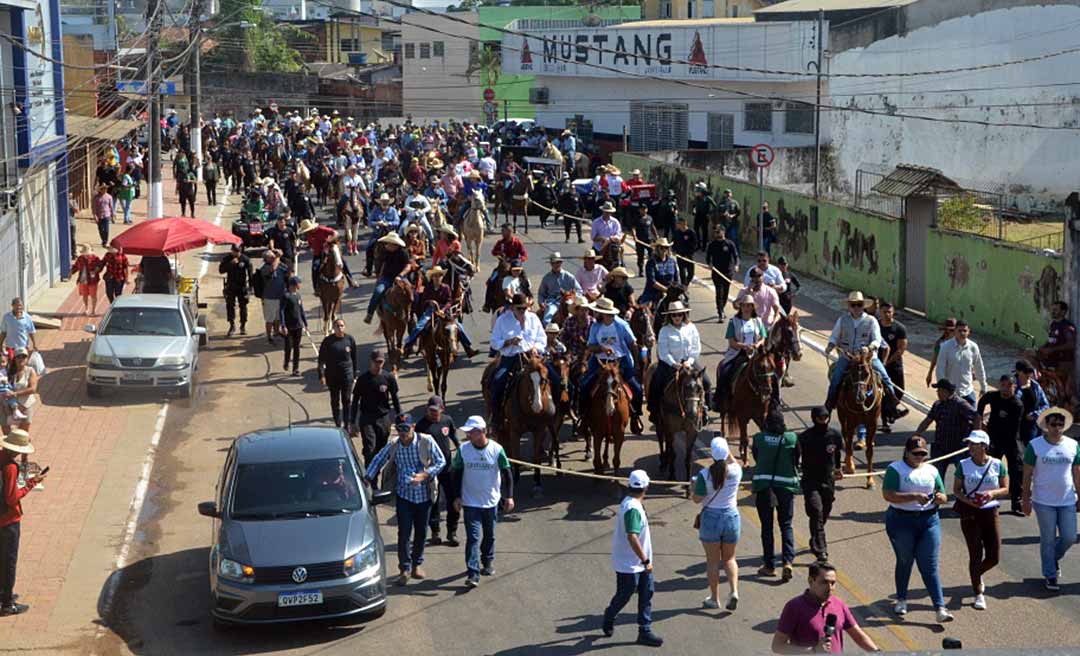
[338,190,364,255]
[377,278,413,373]
[429,203,449,235]
[586,359,632,475]
[650,365,706,484]
[311,159,333,207]
[629,305,655,381]
[418,307,458,397]
[482,353,557,496]
[834,350,883,488]
[767,310,803,392]
[549,290,578,330]
[599,238,623,270]
[510,174,534,234]
[317,247,346,335]
[714,347,776,465]
[462,190,487,268]
[492,171,513,225]
[546,349,571,471]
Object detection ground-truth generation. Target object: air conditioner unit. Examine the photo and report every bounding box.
[529,87,550,105]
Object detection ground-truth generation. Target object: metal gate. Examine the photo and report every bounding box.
[706,113,734,150]
[904,196,935,312]
[630,101,689,152]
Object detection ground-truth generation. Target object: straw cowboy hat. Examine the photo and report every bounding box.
[297,219,319,235]
[606,166,621,176]
[437,225,458,238]
[572,296,591,311]
[598,202,617,214]
[468,170,483,180]
[608,266,632,278]
[426,266,447,280]
[405,223,422,234]
[548,252,564,263]
[545,322,562,334]
[653,237,673,248]
[663,300,690,315]
[583,249,597,259]
[377,193,392,204]
[846,291,866,304]
[1038,407,1074,432]
[78,243,92,255]
[378,232,407,248]
[734,293,756,309]
[428,157,445,169]
[590,298,619,315]
[0,428,33,454]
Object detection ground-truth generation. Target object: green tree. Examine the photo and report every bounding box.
[465,44,501,87]
[208,0,309,73]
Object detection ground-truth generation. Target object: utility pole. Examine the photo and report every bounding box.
[812,8,824,200]
[147,0,163,219]
[1067,194,1080,407]
[189,0,204,182]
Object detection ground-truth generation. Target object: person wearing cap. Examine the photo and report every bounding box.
[926,318,958,387]
[602,267,635,318]
[743,267,782,329]
[417,397,459,546]
[773,561,879,654]
[751,406,800,581]
[450,416,514,588]
[72,245,103,316]
[489,293,547,427]
[278,276,307,376]
[759,201,778,256]
[935,319,987,406]
[538,253,583,325]
[797,407,844,564]
[364,232,417,325]
[649,301,708,423]
[318,318,359,428]
[0,429,45,616]
[403,267,478,358]
[602,469,662,647]
[266,215,298,272]
[364,413,446,585]
[581,297,644,433]
[218,244,252,336]
[691,182,717,245]
[824,290,906,415]
[954,429,1008,609]
[671,214,698,286]
[977,374,1026,512]
[705,223,739,322]
[590,202,624,256]
[350,349,402,463]
[693,437,743,611]
[575,249,609,302]
[255,250,289,343]
[1013,360,1049,446]
[882,435,953,622]
[913,378,981,481]
[1022,407,1080,591]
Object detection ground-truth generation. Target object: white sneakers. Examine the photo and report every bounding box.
[726,593,739,611]
[936,607,955,623]
[702,597,719,609]
[893,600,907,616]
[894,599,955,622]
[973,594,987,610]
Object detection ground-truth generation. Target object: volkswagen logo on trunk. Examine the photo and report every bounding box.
[291,566,308,583]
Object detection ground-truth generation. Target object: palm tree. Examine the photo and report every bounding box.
[465,44,502,87]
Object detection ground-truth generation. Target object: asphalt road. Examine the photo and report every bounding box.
[95,207,1080,655]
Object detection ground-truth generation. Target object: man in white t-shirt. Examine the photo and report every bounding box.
[602,470,663,647]
[451,416,514,589]
[1022,406,1080,591]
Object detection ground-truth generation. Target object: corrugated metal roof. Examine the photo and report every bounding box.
[755,0,916,14]
[871,164,961,198]
[65,113,142,143]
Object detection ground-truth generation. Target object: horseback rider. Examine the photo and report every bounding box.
[545,322,568,406]
[364,193,401,276]
[648,301,711,424]
[580,297,644,435]
[364,232,417,325]
[714,294,768,406]
[576,249,609,302]
[538,252,583,325]
[639,238,679,319]
[603,267,636,318]
[485,224,528,296]
[432,224,462,265]
[591,202,624,258]
[401,185,435,244]
[403,267,479,358]
[824,291,908,415]
[299,220,357,293]
[489,293,547,427]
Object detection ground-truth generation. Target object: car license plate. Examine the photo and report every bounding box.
[126,372,151,381]
[277,591,323,607]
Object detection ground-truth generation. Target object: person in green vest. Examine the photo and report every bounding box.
[117,163,137,225]
[751,406,800,582]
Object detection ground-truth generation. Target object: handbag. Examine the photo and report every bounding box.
[693,473,725,529]
[953,459,992,515]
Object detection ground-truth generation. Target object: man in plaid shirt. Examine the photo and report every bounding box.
[913,378,983,481]
[365,413,446,585]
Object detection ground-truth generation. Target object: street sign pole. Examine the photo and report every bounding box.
[146,0,163,220]
[749,143,775,252]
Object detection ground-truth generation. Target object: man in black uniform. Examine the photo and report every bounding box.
[671,216,697,287]
[653,189,678,239]
[350,349,402,464]
[416,395,460,546]
[266,214,297,272]
[796,406,843,563]
[977,375,1025,514]
[218,244,252,336]
[278,276,307,376]
[878,302,908,433]
[632,204,657,274]
[318,318,359,428]
[705,223,738,323]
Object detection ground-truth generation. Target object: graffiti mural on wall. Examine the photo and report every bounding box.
[776,199,808,262]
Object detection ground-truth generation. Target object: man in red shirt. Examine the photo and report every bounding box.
[772,562,879,653]
[1,429,45,616]
[487,223,528,290]
[298,220,356,292]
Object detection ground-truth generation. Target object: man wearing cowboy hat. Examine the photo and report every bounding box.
[825,290,907,416]
[218,244,252,337]
[580,297,644,434]
[591,202,624,256]
[365,232,416,325]
[538,253,583,326]
[489,293,547,427]
[364,194,402,277]
[576,249,610,302]
[402,266,478,358]
[603,267,636,317]
[0,429,45,616]
[400,187,434,244]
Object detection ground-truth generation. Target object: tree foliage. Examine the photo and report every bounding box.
[208,0,309,73]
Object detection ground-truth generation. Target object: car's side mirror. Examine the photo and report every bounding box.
[370,489,393,506]
[193,326,208,336]
[84,324,96,334]
[197,501,219,518]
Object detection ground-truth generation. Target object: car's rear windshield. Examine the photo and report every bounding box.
[101,307,186,337]
[230,457,363,519]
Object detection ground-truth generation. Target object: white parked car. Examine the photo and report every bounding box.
[84,294,206,398]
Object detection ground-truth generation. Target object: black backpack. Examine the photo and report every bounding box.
[251,266,266,299]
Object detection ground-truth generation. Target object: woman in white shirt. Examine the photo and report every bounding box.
[953,430,1008,610]
[714,295,767,406]
[647,302,710,421]
[692,437,742,611]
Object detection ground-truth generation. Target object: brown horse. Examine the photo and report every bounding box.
[549,290,578,330]
[715,347,776,465]
[317,246,346,335]
[834,350,883,488]
[767,311,803,390]
[649,365,706,483]
[510,174,534,234]
[482,353,558,496]
[629,306,655,381]
[546,349,571,471]
[377,278,413,373]
[492,172,513,225]
[586,359,631,475]
[418,308,458,397]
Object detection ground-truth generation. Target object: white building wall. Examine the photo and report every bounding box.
[534,76,819,147]
[828,3,1080,210]
[400,12,482,121]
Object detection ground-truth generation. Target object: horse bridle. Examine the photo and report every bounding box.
[746,349,775,401]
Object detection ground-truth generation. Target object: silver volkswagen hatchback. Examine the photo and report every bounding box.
[198,427,391,626]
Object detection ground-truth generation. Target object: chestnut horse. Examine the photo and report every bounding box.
[509,174,534,234]
[715,347,775,466]
[650,365,706,483]
[482,353,557,496]
[418,308,458,397]
[629,306,655,381]
[317,247,345,336]
[586,359,631,475]
[377,278,412,373]
[834,350,883,488]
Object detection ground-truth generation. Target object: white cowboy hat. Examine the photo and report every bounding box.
[608,267,632,278]
[1038,407,1074,432]
[378,232,406,248]
[653,237,673,248]
[548,252,564,263]
[694,181,707,190]
[606,166,622,176]
[425,266,446,279]
[846,291,866,304]
[598,202,617,214]
[590,298,619,315]
[545,322,562,334]
[572,296,591,310]
[663,301,690,315]
[0,428,33,454]
[297,219,319,234]
[438,225,458,238]
[583,249,597,259]
[734,293,756,308]
[630,169,641,176]
[78,243,92,255]
[377,193,392,204]
[405,223,422,234]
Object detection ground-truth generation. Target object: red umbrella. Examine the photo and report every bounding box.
[110,216,241,256]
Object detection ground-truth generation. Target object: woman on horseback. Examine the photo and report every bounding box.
[714,295,768,406]
[402,267,478,358]
[560,297,594,414]
[638,238,677,318]
[648,301,711,424]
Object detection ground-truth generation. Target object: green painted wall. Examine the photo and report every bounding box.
[477,6,641,120]
[925,230,1063,347]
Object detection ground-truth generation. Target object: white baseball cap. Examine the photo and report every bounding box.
[710,436,730,462]
[964,430,990,445]
[461,415,487,433]
[628,469,650,489]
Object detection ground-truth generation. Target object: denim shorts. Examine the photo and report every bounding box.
[699,507,741,544]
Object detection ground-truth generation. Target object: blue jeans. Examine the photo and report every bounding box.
[367,278,392,317]
[581,355,642,414]
[542,300,560,325]
[395,497,432,572]
[404,307,473,349]
[827,354,895,402]
[603,570,654,633]
[1034,502,1077,578]
[120,197,133,224]
[463,505,497,576]
[885,507,944,607]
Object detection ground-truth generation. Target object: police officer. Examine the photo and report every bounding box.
[796,407,844,563]
[350,350,402,464]
[318,318,359,429]
[218,243,252,337]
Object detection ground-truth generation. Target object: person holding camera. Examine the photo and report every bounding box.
[772,562,879,653]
